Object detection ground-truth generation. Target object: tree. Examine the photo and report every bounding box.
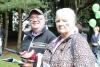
[0,0,47,49]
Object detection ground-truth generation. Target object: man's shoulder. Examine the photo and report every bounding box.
[44,29,55,36]
[43,29,56,41]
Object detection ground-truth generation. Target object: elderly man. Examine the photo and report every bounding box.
[21,9,56,52]
[20,8,56,67]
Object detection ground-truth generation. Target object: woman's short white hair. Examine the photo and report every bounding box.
[56,8,78,33]
[56,8,77,24]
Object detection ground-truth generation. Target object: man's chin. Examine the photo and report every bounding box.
[32,27,38,29]
[32,26,39,29]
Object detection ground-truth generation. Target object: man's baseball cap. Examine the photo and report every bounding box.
[28,8,43,18]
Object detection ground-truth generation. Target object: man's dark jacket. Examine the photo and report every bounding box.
[20,27,56,53]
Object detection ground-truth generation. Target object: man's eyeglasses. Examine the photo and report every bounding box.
[29,15,44,21]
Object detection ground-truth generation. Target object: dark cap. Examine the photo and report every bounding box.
[28,8,43,18]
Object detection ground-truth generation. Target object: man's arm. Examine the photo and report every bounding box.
[20,50,35,58]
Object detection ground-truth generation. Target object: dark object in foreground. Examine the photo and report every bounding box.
[4,48,20,55]
[2,58,24,65]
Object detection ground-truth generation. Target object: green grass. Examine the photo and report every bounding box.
[0,51,21,67]
[0,41,21,67]
[0,61,19,67]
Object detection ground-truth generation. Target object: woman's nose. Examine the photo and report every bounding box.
[58,21,64,25]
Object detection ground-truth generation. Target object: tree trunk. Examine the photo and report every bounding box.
[17,9,22,50]
[4,12,9,48]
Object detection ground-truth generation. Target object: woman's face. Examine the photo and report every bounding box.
[55,15,72,35]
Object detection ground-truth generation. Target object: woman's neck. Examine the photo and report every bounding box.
[60,32,72,40]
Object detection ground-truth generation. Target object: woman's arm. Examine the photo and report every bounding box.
[74,36,95,67]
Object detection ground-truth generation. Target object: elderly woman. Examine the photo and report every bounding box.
[42,8,95,67]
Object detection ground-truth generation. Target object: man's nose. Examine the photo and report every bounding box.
[31,18,39,22]
[33,18,38,21]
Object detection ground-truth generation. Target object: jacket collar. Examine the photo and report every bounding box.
[24,26,47,37]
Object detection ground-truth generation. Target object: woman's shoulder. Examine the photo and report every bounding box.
[71,33,85,40]
[71,33,88,46]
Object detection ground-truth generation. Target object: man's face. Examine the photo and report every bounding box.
[29,14,45,32]
[93,27,99,33]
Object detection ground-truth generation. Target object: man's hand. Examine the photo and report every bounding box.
[19,51,28,56]
[21,62,33,67]
[19,50,35,59]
